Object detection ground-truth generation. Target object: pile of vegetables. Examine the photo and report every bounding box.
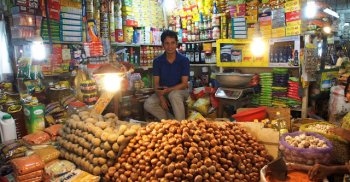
[105,120,272,182]
[57,111,140,176]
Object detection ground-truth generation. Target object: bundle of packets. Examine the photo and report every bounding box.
[259,73,273,106]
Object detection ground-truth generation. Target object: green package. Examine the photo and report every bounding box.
[24,103,45,134]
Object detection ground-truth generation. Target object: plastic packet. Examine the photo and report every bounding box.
[15,169,43,181]
[44,124,63,138]
[44,160,76,178]
[186,97,195,109]
[33,146,60,163]
[192,97,210,116]
[52,169,100,182]
[23,131,51,145]
[0,140,28,162]
[188,111,206,120]
[17,176,42,182]
[11,154,45,175]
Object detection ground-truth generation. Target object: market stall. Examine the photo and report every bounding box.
[1,0,350,181]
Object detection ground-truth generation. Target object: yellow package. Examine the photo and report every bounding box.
[193,97,210,116]
[33,146,60,163]
[54,169,100,182]
[188,111,206,120]
[186,97,195,109]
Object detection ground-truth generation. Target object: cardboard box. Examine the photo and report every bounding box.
[285,0,301,12]
[23,104,45,134]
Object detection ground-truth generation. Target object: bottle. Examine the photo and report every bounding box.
[276,112,288,135]
[0,113,17,142]
[201,67,209,86]
[293,50,299,66]
[213,26,220,40]
[185,44,190,60]
[200,44,205,63]
[194,44,200,63]
[189,44,194,63]
[189,71,195,92]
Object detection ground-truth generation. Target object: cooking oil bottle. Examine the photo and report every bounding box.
[276,112,288,135]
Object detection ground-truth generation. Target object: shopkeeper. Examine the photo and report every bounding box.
[144,30,190,121]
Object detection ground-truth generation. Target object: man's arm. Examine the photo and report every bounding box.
[308,164,349,180]
[165,76,188,93]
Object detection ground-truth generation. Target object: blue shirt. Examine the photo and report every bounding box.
[153,52,190,87]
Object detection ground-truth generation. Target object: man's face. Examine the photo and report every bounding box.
[163,37,177,55]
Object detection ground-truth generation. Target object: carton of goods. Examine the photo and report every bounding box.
[61,19,82,26]
[61,25,82,31]
[60,30,82,37]
[61,36,82,42]
[272,27,286,38]
[60,7,82,15]
[60,13,82,20]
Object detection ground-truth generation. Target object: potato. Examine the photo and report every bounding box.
[107,150,116,159]
[107,160,115,167]
[81,115,89,121]
[92,138,102,147]
[93,166,101,176]
[108,134,119,143]
[85,118,98,123]
[78,111,89,118]
[103,141,112,151]
[83,148,88,156]
[92,158,99,165]
[94,129,103,138]
[124,129,137,136]
[118,125,128,135]
[131,125,141,131]
[117,135,126,145]
[98,157,107,165]
[101,132,109,142]
[101,164,108,174]
[71,114,80,121]
[104,113,117,119]
[100,149,107,158]
[104,127,113,133]
[95,122,108,130]
[112,143,120,152]
[94,147,102,156]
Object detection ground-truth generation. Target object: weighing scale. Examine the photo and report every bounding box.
[215,87,256,117]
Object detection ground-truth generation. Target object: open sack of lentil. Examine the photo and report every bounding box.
[300,122,350,164]
[279,131,333,165]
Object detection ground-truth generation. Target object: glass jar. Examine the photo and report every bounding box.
[67,101,87,115]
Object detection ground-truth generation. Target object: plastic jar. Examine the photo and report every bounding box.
[212,27,220,40]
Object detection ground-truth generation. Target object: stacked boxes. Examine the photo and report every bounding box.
[60,7,83,42]
[132,0,164,28]
[232,17,247,39]
[41,0,60,21]
[285,0,301,36]
[41,19,60,41]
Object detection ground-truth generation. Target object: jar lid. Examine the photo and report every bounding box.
[69,101,86,107]
[2,114,12,120]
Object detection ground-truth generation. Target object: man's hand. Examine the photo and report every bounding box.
[308,164,334,180]
[329,127,350,141]
[156,87,170,97]
[159,96,169,111]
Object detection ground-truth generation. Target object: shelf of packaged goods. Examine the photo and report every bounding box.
[43,72,73,77]
[43,41,83,45]
[268,65,300,68]
[112,43,162,47]
[190,63,217,67]
[182,40,216,44]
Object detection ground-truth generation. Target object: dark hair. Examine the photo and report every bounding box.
[161,30,178,44]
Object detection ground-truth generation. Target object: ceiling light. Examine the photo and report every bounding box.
[323,8,339,18]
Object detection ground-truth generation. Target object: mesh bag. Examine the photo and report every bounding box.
[279,131,333,165]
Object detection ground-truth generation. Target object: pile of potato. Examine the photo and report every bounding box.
[105,120,271,182]
[305,124,334,135]
[57,111,140,176]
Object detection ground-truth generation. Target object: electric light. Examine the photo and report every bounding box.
[323,26,332,34]
[103,73,122,92]
[305,1,317,19]
[31,41,46,61]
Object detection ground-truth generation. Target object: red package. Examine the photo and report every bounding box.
[11,154,45,175]
[15,170,43,181]
[44,124,63,138]
[22,131,51,145]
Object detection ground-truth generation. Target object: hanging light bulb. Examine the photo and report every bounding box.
[304,1,318,19]
[323,26,332,34]
[250,23,266,57]
[29,36,46,61]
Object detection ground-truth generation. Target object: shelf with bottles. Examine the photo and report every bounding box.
[43,40,83,45]
[111,43,163,47]
[190,63,217,67]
